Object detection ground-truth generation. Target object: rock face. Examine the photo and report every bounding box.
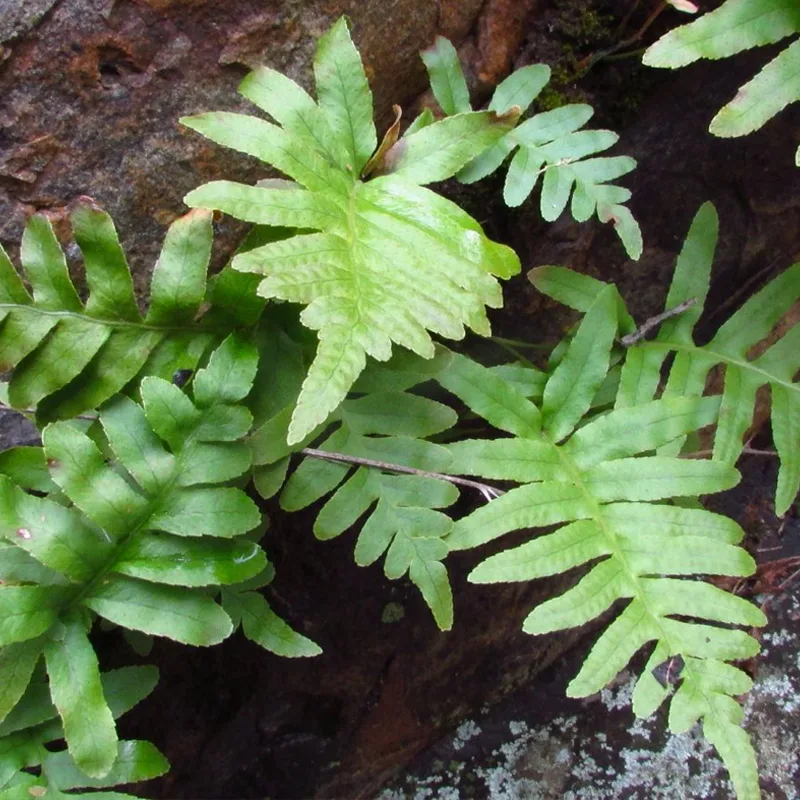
[0,0,537,284]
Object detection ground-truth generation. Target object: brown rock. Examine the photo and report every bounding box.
[0,0,527,288]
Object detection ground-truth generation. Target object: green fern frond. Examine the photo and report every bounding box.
[0,665,168,797]
[644,0,800,145]
[420,36,642,259]
[433,307,765,798]
[250,347,459,629]
[530,202,800,515]
[0,201,255,424]
[181,16,520,445]
[0,335,319,778]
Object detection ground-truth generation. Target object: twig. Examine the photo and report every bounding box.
[681,446,778,459]
[301,447,505,501]
[620,298,697,346]
[490,336,552,351]
[0,402,97,422]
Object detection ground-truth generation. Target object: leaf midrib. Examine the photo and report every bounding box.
[57,411,228,624]
[641,338,799,393]
[545,429,729,731]
[0,304,232,335]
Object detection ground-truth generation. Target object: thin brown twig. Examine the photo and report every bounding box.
[301,447,505,501]
[680,446,778,459]
[0,402,97,422]
[621,298,697,346]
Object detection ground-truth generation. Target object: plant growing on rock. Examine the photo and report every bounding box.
[0,16,796,800]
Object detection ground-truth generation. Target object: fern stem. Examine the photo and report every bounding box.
[490,336,552,351]
[620,298,697,346]
[681,446,778,459]
[0,402,97,422]
[0,304,232,335]
[300,447,505,500]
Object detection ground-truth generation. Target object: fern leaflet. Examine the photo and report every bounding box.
[0,665,167,797]
[420,36,642,259]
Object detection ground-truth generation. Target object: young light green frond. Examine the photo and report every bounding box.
[189,174,517,445]
[0,205,234,424]
[421,36,471,116]
[313,16,376,174]
[182,22,522,445]
[434,352,762,796]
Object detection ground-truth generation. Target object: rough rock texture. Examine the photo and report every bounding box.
[0,0,537,292]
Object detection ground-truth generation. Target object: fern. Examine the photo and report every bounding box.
[531,202,800,515]
[420,36,643,259]
[0,335,318,783]
[0,203,243,424]
[181,17,521,445]
[433,305,766,799]
[644,0,800,160]
[0,665,168,797]
[249,347,460,630]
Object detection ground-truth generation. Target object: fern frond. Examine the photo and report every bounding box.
[644,0,800,145]
[531,202,800,515]
[0,665,168,797]
[420,37,642,259]
[182,17,520,445]
[433,310,765,798]
[250,347,459,629]
[0,336,319,778]
[0,202,255,424]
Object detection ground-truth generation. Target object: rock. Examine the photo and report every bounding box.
[0,0,513,288]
